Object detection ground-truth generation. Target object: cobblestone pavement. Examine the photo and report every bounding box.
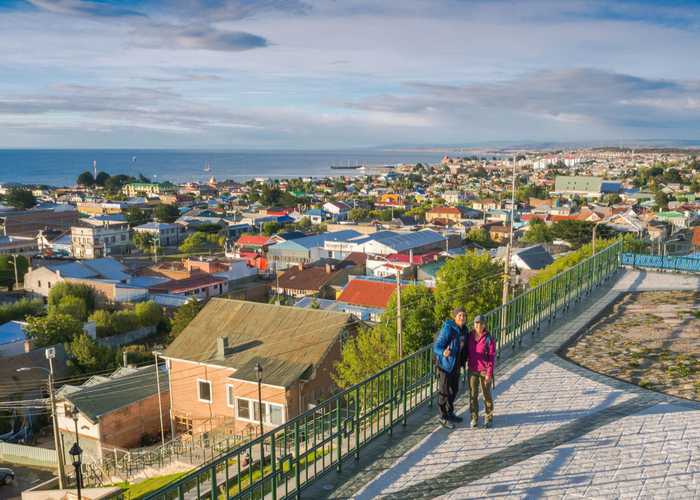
[310,270,700,499]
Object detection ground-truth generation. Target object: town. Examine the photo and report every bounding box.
[1,147,699,497]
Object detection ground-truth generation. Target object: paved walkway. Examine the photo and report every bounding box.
[308,270,700,499]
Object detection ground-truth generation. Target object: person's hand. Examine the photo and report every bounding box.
[443,347,451,358]
[484,374,491,383]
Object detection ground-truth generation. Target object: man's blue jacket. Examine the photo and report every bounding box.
[433,319,463,374]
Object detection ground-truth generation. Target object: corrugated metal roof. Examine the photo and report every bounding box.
[229,356,311,388]
[163,299,354,384]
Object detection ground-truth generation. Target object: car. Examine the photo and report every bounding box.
[0,467,14,485]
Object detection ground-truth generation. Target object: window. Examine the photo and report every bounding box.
[226,385,235,408]
[236,398,250,419]
[197,380,212,403]
[236,398,284,425]
[38,280,42,288]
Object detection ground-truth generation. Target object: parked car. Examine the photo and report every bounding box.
[0,467,14,485]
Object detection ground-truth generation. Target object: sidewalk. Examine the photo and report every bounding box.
[306,270,700,499]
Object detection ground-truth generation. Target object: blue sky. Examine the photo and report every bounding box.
[1,0,700,148]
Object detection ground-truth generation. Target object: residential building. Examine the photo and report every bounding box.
[36,229,72,256]
[161,299,357,435]
[554,176,622,198]
[148,273,227,300]
[336,277,402,321]
[76,201,126,216]
[71,219,131,259]
[324,229,446,258]
[1,208,80,238]
[0,320,28,357]
[133,222,182,246]
[57,365,169,463]
[0,235,38,256]
[267,230,361,270]
[322,201,352,221]
[273,259,359,299]
[122,182,176,198]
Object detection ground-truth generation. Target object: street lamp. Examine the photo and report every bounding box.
[16,358,65,488]
[69,407,82,500]
[373,254,403,358]
[254,362,264,437]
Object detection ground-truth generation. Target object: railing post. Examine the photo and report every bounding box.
[294,420,301,499]
[389,367,394,436]
[336,400,342,472]
[210,463,216,500]
[355,385,361,460]
[402,360,408,426]
[271,431,278,500]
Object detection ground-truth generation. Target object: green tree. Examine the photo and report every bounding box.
[69,334,114,372]
[135,301,163,327]
[51,295,88,322]
[333,324,398,389]
[76,171,95,187]
[0,298,44,324]
[89,309,115,338]
[133,231,159,255]
[179,232,223,254]
[111,310,140,334]
[522,219,552,244]
[48,282,97,313]
[381,285,436,354]
[465,227,493,248]
[549,220,594,248]
[262,221,281,236]
[125,207,150,227]
[655,191,670,210]
[154,204,180,223]
[5,188,36,209]
[433,252,502,322]
[95,171,111,187]
[25,313,83,347]
[348,208,369,222]
[0,255,29,289]
[171,300,202,337]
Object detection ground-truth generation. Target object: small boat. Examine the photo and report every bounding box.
[203,163,211,173]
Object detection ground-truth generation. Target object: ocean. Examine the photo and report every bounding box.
[1,149,447,187]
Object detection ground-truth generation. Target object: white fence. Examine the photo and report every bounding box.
[0,441,57,468]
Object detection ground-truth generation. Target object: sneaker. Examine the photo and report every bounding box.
[470,419,478,428]
[484,419,493,429]
[440,418,455,429]
[447,413,463,423]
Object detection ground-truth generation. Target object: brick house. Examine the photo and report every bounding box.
[57,365,169,463]
[161,299,357,437]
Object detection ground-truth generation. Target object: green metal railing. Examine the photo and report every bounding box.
[145,239,623,500]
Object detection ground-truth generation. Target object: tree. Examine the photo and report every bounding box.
[0,298,44,324]
[655,191,669,210]
[465,227,493,248]
[51,296,88,322]
[434,252,502,323]
[0,255,29,290]
[262,221,281,236]
[135,301,163,326]
[76,171,95,187]
[171,300,202,337]
[154,203,180,223]
[69,333,114,372]
[522,219,552,244]
[25,313,83,347]
[89,309,115,338]
[549,220,595,248]
[179,232,223,254]
[530,239,615,287]
[381,285,437,354]
[5,188,36,209]
[95,171,111,187]
[348,208,369,222]
[133,232,160,255]
[125,207,150,227]
[48,282,97,313]
[333,324,398,389]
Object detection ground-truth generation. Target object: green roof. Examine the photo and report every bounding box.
[65,366,168,423]
[657,211,684,218]
[554,176,602,194]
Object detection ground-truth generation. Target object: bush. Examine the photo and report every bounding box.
[48,282,97,313]
[170,300,202,338]
[111,310,140,335]
[69,334,115,373]
[89,309,115,338]
[0,298,44,324]
[134,301,163,327]
[25,313,83,347]
[51,296,88,322]
[529,239,615,287]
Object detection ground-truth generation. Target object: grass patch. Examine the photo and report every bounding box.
[639,379,653,389]
[113,470,190,499]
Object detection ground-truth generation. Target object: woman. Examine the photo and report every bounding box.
[467,314,495,428]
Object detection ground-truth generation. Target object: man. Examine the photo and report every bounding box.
[433,306,467,429]
[467,315,495,428]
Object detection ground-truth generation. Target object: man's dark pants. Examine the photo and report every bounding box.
[437,367,460,419]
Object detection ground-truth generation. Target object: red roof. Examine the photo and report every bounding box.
[430,206,460,214]
[549,214,578,222]
[236,235,271,247]
[337,279,398,308]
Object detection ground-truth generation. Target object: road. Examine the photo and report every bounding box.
[0,462,54,500]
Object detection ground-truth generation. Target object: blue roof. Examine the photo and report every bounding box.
[357,230,445,252]
[305,208,325,216]
[0,321,26,345]
[135,222,179,230]
[46,258,129,281]
[288,230,362,250]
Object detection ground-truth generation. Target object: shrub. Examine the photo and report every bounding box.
[0,298,44,324]
[134,301,163,327]
[52,296,88,322]
[25,313,83,347]
[48,282,97,312]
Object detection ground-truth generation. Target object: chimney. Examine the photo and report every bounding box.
[24,338,33,353]
[297,262,304,271]
[325,263,334,274]
[216,336,229,359]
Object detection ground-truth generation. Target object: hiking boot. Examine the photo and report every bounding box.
[470,418,478,428]
[484,419,493,429]
[439,418,455,429]
[448,413,463,423]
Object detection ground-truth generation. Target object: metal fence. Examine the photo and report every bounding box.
[620,252,700,273]
[144,240,624,500]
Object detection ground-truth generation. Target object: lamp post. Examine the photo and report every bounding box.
[254,362,264,437]
[16,358,65,489]
[68,406,83,499]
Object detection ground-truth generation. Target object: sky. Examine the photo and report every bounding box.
[1,0,700,149]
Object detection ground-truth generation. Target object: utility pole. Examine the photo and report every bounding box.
[47,350,66,489]
[153,352,166,446]
[501,156,517,308]
[395,266,402,359]
[11,254,19,290]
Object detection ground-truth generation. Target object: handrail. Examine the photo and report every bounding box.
[144,239,624,500]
